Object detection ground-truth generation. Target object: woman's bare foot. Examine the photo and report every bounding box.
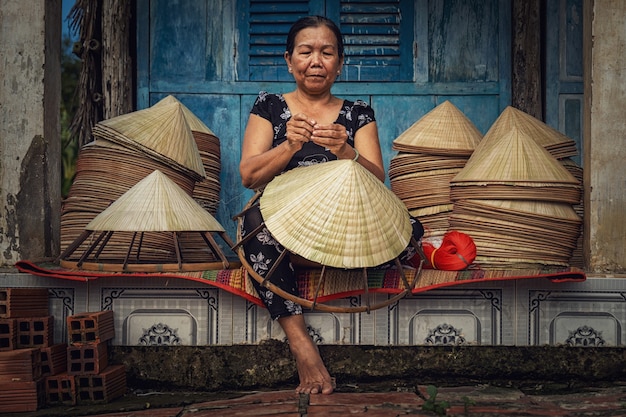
[278,315,335,395]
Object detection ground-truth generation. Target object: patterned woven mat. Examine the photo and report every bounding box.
[15,260,585,307]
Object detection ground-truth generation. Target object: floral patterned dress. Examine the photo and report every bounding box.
[240,92,419,319]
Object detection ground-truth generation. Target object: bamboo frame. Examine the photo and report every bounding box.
[233,191,425,313]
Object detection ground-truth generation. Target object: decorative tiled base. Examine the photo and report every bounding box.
[1,271,625,347]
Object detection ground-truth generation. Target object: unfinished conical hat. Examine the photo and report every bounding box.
[259,159,412,268]
[452,126,579,184]
[478,106,577,158]
[86,170,224,232]
[153,95,216,135]
[392,101,482,156]
[97,101,206,178]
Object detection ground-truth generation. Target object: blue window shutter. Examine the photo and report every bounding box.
[247,0,311,81]
[332,0,414,81]
[242,0,414,82]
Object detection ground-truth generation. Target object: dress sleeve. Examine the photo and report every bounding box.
[352,100,376,129]
[339,100,376,145]
[250,91,272,121]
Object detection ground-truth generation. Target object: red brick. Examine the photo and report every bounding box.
[68,310,115,345]
[67,341,108,375]
[0,318,17,351]
[16,315,54,348]
[40,343,68,376]
[0,288,49,318]
[45,372,77,406]
[0,347,41,382]
[190,390,301,416]
[0,379,45,413]
[76,364,127,404]
[308,392,423,416]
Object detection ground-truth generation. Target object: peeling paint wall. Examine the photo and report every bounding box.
[0,0,61,266]
[584,0,626,273]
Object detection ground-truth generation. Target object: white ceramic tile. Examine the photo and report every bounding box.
[516,277,626,346]
[6,272,626,347]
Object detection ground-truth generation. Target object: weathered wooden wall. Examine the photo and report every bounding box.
[102,0,134,119]
[512,0,542,118]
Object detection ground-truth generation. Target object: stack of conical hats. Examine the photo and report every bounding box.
[476,106,579,159]
[59,170,233,272]
[450,127,581,203]
[390,101,482,238]
[152,96,222,215]
[93,100,206,181]
[260,159,413,269]
[147,96,223,259]
[449,107,583,268]
[61,96,224,266]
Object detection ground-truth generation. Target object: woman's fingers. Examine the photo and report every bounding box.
[311,123,348,150]
[287,113,316,142]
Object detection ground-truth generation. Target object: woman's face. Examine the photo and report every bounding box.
[285,25,344,94]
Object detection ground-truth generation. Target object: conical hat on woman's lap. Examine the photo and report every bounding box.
[259,160,413,269]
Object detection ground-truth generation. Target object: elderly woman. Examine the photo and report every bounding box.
[239,16,420,395]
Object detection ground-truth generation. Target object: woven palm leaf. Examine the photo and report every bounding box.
[259,159,412,269]
[478,106,578,158]
[96,101,206,179]
[409,204,453,217]
[152,95,216,135]
[448,213,579,249]
[449,184,582,204]
[456,199,581,223]
[87,170,224,232]
[392,101,482,156]
[452,127,579,184]
[389,153,468,178]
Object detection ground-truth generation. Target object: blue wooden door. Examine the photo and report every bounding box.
[136,0,512,245]
[546,0,584,166]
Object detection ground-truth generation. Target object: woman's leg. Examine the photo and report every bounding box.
[279,314,335,394]
[241,204,302,318]
[241,204,334,394]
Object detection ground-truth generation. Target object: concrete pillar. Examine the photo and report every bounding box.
[0,0,62,265]
[584,0,626,273]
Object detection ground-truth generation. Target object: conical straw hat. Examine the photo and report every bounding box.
[452,126,579,184]
[259,159,412,268]
[477,106,577,158]
[86,170,224,232]
[392,101,482,156]
[152,95,216,135]
[97,101,206,179]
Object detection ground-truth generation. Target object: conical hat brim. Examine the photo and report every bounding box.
[260,160,412,268]
[153,95,217,135]
[97,101,206,178]
[87,170,224,232]
[392,101,482,155]
[458,199,581,222]
[452,127,579,184]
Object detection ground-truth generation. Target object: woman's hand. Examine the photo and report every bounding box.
[285,113,317,150]
[311,123,352,158]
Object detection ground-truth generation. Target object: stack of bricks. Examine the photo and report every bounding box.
[1,288,127,410]
[62,310,127,404]
[0,288,52,412]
